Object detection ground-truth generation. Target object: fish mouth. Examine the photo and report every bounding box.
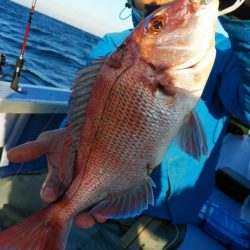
[172,51,208,70]
[172,47,215,74]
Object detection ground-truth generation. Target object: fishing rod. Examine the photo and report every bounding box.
[11,0,37,93]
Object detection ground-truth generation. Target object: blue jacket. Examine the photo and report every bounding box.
[89,16,250,224]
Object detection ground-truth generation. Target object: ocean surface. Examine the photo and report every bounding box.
[0,0,100,89]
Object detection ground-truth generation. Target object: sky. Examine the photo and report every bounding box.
[11,0,133,37]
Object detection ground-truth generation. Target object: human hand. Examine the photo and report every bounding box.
[7,128,107,228]
[219,0,250,20]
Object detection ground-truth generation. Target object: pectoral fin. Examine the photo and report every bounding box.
[89,178,155,219]
[176,110,208,160]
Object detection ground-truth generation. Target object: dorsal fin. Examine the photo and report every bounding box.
[67,59,105,147]
[61,59,105,182]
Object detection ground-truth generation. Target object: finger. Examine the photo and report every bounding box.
[7,141,48,163]
[40,168,63,203]
[94,215,107,223]
[7,129,63,163]
[40,181,60,203]
[74,212,96,229]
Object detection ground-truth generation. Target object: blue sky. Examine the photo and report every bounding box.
[11,0,133,37]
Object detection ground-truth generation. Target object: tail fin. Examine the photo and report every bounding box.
[0,206,71,250]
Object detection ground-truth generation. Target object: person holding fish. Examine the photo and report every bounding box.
[0,0,249,249]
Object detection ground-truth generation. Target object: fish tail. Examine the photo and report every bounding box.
[0,205,71,250]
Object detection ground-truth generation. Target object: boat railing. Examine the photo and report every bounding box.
[0,81,70,168]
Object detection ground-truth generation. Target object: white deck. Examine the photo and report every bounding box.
[0,81,70,114]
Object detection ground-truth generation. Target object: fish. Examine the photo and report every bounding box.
[0,0,220,249]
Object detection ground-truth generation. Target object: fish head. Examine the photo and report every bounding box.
[132,0,219,68]
[126,0,219,96]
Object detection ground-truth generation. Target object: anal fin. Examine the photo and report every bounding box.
[89,178,155,219]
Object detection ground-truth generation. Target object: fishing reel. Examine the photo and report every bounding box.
[0,53,6,80]
[11,56,25,93]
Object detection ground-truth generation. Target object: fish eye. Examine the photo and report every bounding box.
[148,16,166,35]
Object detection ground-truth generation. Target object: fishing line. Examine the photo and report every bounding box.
[0,105,61,194]
[40,110,58,133]
[0,121,61,202]
[0,162,25,196]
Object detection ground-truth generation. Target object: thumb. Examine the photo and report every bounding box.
[40,167,65,203]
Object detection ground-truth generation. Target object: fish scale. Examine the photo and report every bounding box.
[71,63,184,197]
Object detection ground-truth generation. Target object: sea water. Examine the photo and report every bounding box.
[0,0,100,89]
